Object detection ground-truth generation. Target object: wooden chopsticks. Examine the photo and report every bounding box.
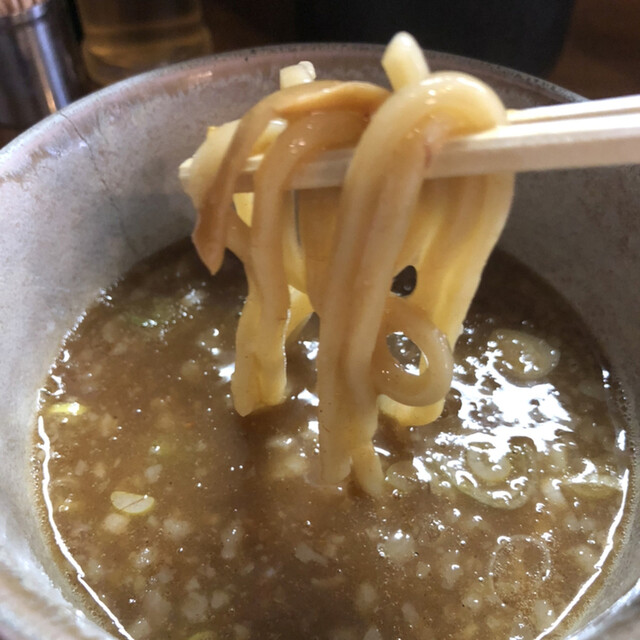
[234,94,640,191]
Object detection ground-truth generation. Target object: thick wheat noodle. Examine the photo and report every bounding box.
[194,84,386,415]
[375,179,473,426]
[317,76,506,367]
[349,143,435,491]
[344,132,436,399]
[233,111,369,413]
[281,194,306,293]
[252,111,368,340]
[317,137,426,488]
[371,298,452,406]
[377,172,514,428]
[184,36,515,495]
[193,81,388,274]
[313,77,511,492]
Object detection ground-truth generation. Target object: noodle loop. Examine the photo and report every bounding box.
[372,298,453,407]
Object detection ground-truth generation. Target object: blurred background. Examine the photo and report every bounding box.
[1,0,639,146]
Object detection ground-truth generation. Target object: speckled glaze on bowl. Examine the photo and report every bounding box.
[0,44,638,640]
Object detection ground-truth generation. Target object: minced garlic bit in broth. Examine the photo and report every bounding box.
[34,241,630,640]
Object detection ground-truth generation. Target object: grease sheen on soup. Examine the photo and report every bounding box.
[33,241,630,640]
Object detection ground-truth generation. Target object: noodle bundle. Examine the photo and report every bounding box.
[180,33,515,495]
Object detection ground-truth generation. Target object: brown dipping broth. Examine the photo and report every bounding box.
[33,241,630,640]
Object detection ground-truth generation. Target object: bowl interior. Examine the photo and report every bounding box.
[0,44,639,640]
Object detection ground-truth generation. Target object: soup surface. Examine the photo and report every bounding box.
[33,241,630,640]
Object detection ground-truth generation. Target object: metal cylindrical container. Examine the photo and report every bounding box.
[0,0,85,128]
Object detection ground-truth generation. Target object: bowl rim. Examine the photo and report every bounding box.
[0,41,584,174]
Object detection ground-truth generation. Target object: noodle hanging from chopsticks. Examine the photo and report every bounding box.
[180,32,515,496]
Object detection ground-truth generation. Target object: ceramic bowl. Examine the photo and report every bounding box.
[0,44,638,640]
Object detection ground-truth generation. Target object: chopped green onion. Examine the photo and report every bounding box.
[444,439,536,510]
[385,461,423,494]
[122,297,179,330]
[125,315,158,328]
[110,491,155,515]
[563,473,622,499]
[187,632,217,640]
[466,443,513,484]
[491,329,559,383]
[47,402,87,417]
